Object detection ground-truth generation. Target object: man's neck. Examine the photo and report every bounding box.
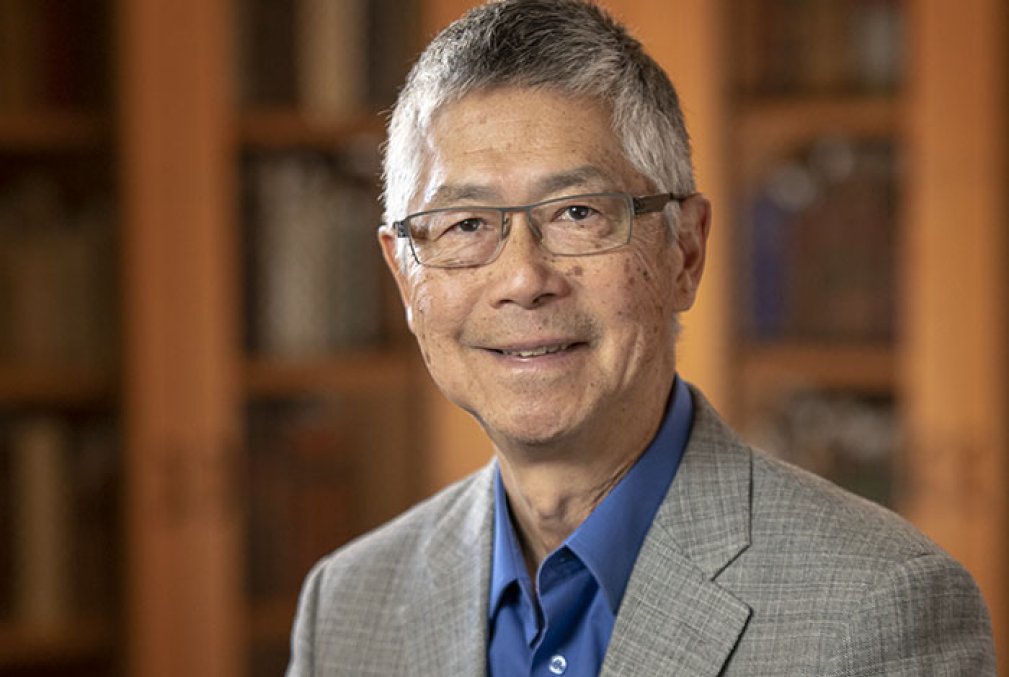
[493,386,670,576]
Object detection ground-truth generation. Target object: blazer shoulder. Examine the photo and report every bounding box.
[287,464,495,675]
[749,447,945,566]
[304,462,494,600]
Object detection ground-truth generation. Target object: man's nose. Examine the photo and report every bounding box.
[487,211,569,309]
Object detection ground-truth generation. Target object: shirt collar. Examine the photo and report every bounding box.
[489,376,694,617]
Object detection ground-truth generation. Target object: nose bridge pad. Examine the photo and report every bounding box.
[521,206,545,242]
[495,207,546,264]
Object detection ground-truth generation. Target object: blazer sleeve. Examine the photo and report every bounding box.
[827,552,996,676]
[286,559,325,677]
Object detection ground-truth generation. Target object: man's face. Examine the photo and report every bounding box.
[380,87,708,451]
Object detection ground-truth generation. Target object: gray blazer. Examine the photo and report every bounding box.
[287,388,995,675]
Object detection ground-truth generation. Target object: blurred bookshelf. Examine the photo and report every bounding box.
[0,1,119,676]
[1,0,421,675]
[2,0,1005,675]
[727,0,906,507]
[234,1,420,675]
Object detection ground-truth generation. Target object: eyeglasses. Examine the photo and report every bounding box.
[392,192,687,269]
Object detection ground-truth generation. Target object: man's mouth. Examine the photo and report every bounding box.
[494,342,576,358]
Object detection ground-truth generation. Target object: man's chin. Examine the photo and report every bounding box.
[480,414,586,454]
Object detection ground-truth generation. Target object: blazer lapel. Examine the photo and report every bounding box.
[602,388,753,676]
[403,464,496,677]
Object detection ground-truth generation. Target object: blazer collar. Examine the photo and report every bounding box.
[601,386,754,676]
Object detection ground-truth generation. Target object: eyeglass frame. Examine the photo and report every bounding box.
[390,191,691,269]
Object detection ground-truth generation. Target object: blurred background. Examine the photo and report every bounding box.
[0,0,1005,675]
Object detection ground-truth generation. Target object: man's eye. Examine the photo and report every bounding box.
[452,217,487,234]
[427,215,493,240]
[562,204,597,220]
[558,204,598,221]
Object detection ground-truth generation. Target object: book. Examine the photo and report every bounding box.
[250,154,335,357]
[245,151,385,358]
[10,416,73,625]
[851,0,903,92]
[0,428,11,618]
[366,0,419,107]
[238,0,417,114]
[0,0,41,109]
[733,0,903,95]
[0,172,117,366]
[40,0,111,107]
[236,0,297,107]
[745,389,896,506]
[1,175,71,364]
[246,399,357,598]
[744,137,897,342]
[0,413,120,624]
[296,0,367,121]
[69,415,120,618]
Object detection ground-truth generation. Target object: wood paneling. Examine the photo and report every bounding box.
[902,0,1008,668]
[118,0,242,675]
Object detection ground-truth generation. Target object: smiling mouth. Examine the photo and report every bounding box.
[494,343,578,358]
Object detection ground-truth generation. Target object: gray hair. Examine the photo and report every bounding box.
[383,0,696,257]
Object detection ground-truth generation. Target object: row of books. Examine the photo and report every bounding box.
[237,0,417,117]
[245,398,360,599]
[0,170,118,366]
[243,150,386,358]
[742,136,897,342]
[0,0,110,110]
[745,389,896,506]
[734,0,903,95]
[0,414,120,625]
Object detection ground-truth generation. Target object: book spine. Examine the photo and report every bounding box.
[0,175,116,365]
[296,0,366,120]
[239,0,297,106]
[746,138,896,342]
[11,416,72,625]
[249,152,385,357]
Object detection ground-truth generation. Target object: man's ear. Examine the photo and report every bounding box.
[378,225,415,334]
[672,193,711,312]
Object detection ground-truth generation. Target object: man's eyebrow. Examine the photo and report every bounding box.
[427,183,500,207]
[425,166,619,209]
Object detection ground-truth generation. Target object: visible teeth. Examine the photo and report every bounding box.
[502,343,571,358]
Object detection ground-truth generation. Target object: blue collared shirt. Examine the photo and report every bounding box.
[487,377,694,676]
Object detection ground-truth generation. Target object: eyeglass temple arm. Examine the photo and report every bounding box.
[632,192,693,215]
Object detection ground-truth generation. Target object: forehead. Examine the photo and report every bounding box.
[414,87,646,209]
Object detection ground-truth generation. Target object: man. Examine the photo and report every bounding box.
[288,1,996,675]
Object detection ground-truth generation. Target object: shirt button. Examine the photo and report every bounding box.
[548,654,568,675]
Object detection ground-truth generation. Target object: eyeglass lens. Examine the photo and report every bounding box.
[405,193,633,267]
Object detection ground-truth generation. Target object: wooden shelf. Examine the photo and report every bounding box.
[739,341,895,394]
[244,350,412,398]
[733,95,902,179]
[737,94,901,142]
[0,110,107,151]
[239,108,386,149]
[0,619,113,666]
[0,364,116,407]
